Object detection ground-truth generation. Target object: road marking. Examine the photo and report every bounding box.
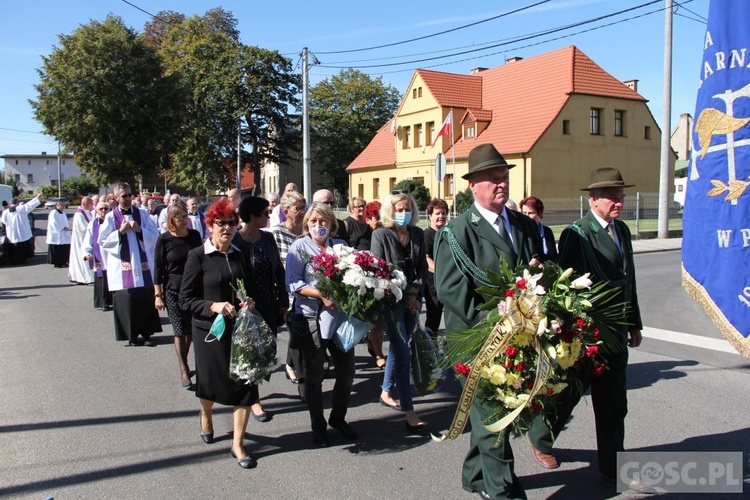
[642,326,739,354]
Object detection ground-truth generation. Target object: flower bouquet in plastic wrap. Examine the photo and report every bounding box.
[229,280,278,385]
[309,244,407,352]
[435,261,627,443]
[410,322,446,396]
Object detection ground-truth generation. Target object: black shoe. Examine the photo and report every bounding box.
[379,396,401,411]
[135,337,145,346]
[329,419,358,440]
[143,338,156,347]
[285,368,299,384]
[199,411,213,444]
[405,421,428,436]
[231,447,257,469]
[313,431,329,448]
[251,408,269,423]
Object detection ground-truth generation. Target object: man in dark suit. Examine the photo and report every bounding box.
[434,143,541,499]
[527,167,643,485]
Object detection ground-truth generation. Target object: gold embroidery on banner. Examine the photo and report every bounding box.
[707,179,750,201]
[695,108,750,159]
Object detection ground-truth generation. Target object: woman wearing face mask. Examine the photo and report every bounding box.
[285,202,358,448]
[370,191,429,435]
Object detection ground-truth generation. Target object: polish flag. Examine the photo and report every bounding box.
[432,111,452,147]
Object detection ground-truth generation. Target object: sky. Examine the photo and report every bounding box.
[0,0,709,157]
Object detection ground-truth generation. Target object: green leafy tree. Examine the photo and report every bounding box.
[454,187,473,214]
[30,15,185,186]
[310,69,400,196]
[393,179,431,210]
[5,177,20,197]
[39,185,59,198]
[61,177,98,197]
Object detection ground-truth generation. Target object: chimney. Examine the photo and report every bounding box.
[505,56,523,64]
[623,79,639,92]
[41,151,47,155]
[471,67,488,75]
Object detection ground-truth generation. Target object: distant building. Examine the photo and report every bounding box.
[347,45,674,207]
[671,112,693,177]
[1,152,82,195]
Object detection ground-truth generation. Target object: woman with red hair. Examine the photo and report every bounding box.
[180,199,258,469]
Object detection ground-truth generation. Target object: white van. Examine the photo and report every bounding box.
[0,184,13,205]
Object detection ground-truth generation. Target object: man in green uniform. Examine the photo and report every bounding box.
[434,143,541,499]
[527,167,643,485]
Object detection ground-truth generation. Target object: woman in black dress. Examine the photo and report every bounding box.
[341,196,371,250]
[233,196,288,422]
[423,198,449,334]
[179,199,258,469]
[154,204,202,388]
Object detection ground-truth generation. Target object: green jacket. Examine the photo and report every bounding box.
[434,205,541,331]
[558,210,643,334]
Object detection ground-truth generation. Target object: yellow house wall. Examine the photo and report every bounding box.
[526,94,672,201]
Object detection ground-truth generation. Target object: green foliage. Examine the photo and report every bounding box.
[310,69,400,196]
[5,177,20,197]
[393,179,431,210]
[454,187,473,215]
[30,15,185,185]
[39,185,59,198]
[61,177,98,197]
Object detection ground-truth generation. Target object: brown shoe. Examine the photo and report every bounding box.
[529,441,559,469]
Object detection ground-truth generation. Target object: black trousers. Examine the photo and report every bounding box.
[424,290,443,334]
[301,338,355,433]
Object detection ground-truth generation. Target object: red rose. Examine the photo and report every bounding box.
[504,288,515,298]
[515,362,526,372]
[545,388,554,397]
[515,278,527,289]
[592,364,606,377]
[576,318,587,329]
[593,328,601,340]
[505,346,519,358]
[531,402,543,412]
[586,345,599,358]
[454,362,471,376]
[502,360,514,370]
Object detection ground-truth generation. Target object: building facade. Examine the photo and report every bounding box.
[2,152,81,195]
[347,45,674,208]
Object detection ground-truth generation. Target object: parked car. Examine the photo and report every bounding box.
[45,197,69,209]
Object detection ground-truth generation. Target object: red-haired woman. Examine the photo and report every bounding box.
[520,196,558,262]
[179,199,258,469]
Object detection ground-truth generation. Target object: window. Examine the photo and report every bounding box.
[645,126,652,140]
[414,123,422,147]
[51,179,58,186]
[358,184,364,198]
[614,110,625,137]
[402,125,411,149]
[389,177,397,191]
[27,160,31,165]
[426,121,435,146]
[46,160,50,165]
[444,173,454,199]
[14,160,18,165]
[418,87,422,97]
[373,178,380,199]
[677,184,684,192]
[13,174,20,183]
[27,174,34,183]
[413,88,417,98]
[62,160,66,165]
[562,120,570,135]
[465,125,475,138]
[590,108,602,135]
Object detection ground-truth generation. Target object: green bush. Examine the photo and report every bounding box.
[454,187,473,215]
[392,179,431,210]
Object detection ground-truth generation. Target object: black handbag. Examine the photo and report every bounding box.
[286,298,321,350]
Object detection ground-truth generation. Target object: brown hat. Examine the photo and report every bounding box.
[461,143,515,180]
[581,167,634,191]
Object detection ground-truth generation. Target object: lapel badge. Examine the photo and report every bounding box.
[471,213,481,225]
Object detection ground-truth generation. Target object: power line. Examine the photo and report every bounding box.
[674,1,708,22]
[318,0,664,70]
[0,127,45,134]
[314,0,551,55]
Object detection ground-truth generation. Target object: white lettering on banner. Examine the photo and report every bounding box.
[715,51,726,71]
[697,30,749,88]
[705,30,714,50]
[739,287,750,307]
[717,229,733,247]
[741,228,750,247]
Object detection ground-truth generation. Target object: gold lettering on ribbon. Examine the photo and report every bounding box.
[433,290,551,442]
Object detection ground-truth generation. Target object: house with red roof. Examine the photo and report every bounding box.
[346,45,673,206]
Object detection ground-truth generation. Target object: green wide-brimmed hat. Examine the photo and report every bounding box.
[461,143,515,180]
[581,167,635,191]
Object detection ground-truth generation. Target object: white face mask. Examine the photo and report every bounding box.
[310,225,329,240]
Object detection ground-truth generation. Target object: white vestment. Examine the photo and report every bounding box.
[68,208,95,283]
[0,197,41,243]
[46,210,71,245]
[98,206,158,292]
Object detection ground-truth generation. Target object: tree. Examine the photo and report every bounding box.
[5,177,20,197]
[61,177,98,197]
[393,179,431,210]
[454,187,473,214]
[30,15,185,186]
[39,185,59,198]
[310,69,400,196]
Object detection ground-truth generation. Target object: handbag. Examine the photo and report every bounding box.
[285,297,321,350]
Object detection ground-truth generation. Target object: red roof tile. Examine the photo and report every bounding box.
[416,69,483,109]
[462,109,492,123]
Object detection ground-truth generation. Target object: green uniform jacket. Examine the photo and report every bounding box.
[558,210,643,334]
[434,205,541,331]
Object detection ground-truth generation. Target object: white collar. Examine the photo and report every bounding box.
[203,238,238,254]
[473,201,509,226]
[591,211,611,229]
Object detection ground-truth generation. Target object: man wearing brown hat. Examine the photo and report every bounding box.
[528,167,643,487]
[435,143,542,499]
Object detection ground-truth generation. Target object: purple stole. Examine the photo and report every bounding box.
[112,206,153,288]
[78,207,94,269]
[92,218,105,277]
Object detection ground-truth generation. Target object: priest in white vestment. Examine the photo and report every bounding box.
[68,196,95,284]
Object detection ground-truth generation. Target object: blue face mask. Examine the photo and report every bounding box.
[394,212,412,227]
[310,225,329,240]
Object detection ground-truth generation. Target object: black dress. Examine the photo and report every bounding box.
[179,244,255,406]
[154,230,202,336]
[342,216,372,251]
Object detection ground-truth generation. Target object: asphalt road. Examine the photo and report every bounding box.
[0,224,747,499]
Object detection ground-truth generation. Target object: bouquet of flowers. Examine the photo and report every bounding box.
[309,244,408,351]
[437,260,627,442]
[410,323,446,396]
[229,280,278,385]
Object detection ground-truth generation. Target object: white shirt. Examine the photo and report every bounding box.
[0,196,41,243]
[473,202,515,249]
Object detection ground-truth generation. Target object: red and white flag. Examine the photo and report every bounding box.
[432,111,452,147]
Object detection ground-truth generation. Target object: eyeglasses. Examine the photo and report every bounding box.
[120,193,134,198]
[98,207,110,211]
[353,205,365,210]
[391,189,410,195]
[214,219,238,227]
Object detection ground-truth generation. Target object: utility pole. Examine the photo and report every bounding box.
[302,47,312,202]
[236,120,242,192]
[658,0,673,239]
[57,142,62,198]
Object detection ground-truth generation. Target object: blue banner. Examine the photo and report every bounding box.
[682,0,750,359]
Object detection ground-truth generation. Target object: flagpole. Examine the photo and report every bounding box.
[450,109,456,216]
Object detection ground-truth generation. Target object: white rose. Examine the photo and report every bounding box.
[373,288,385,300]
